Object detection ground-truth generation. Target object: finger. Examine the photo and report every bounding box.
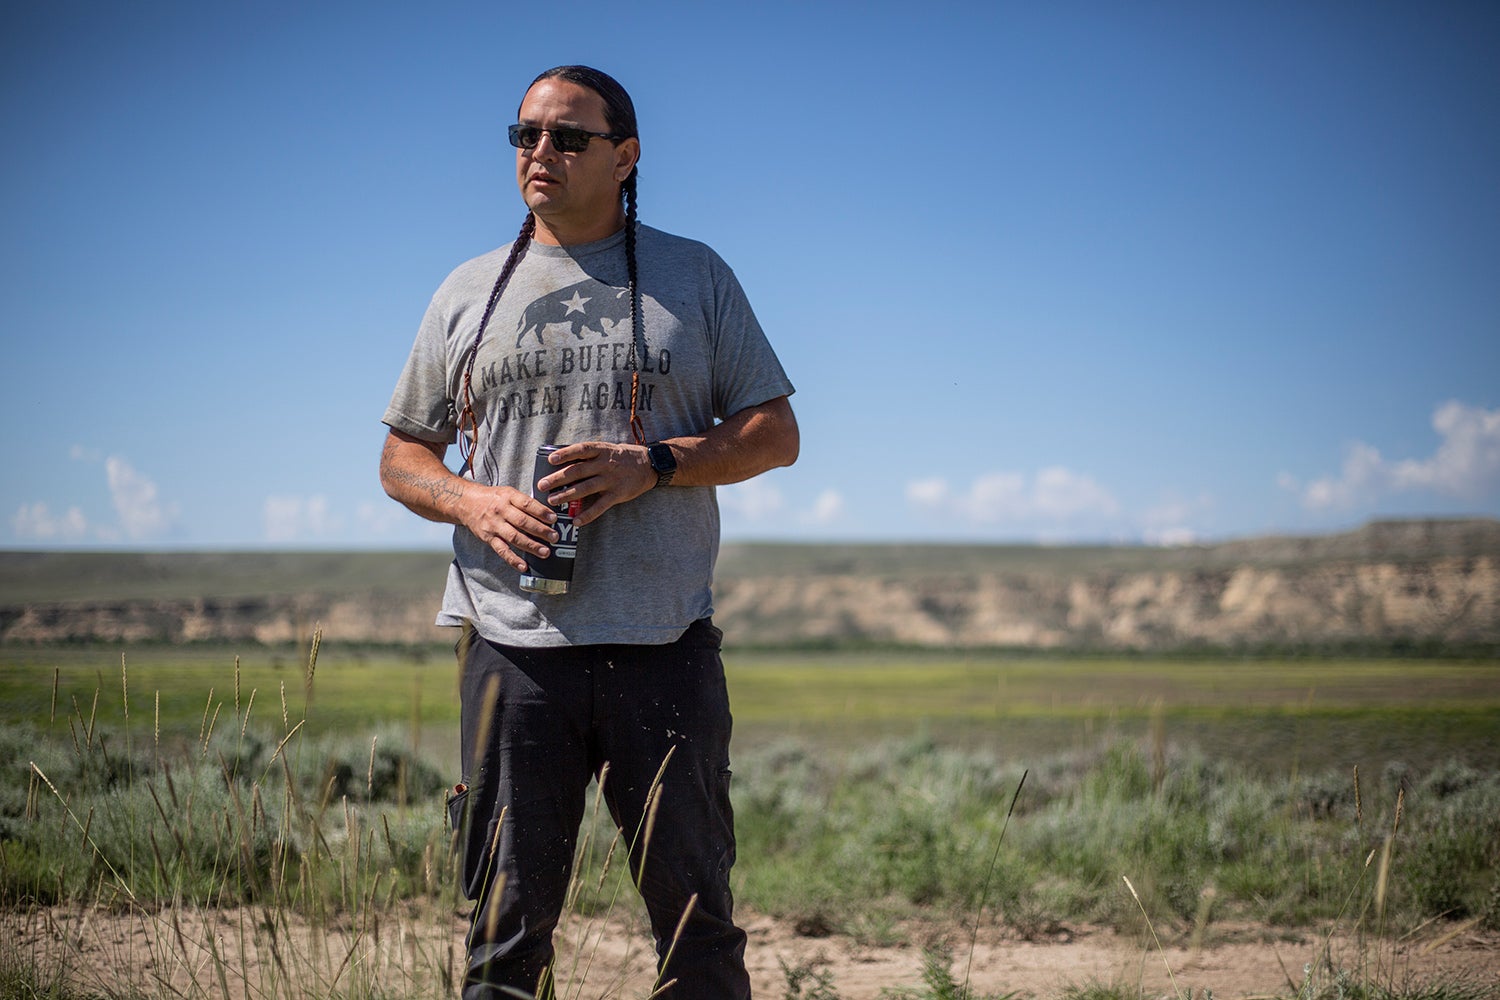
[573,491,623,528]
[536,449,598,493]
[505,488,558,523]
[541,458,624,500]
[535,467,572,495]
[542,471,605,504]
[488,520,554,570]
[504,510,559,549]
[546,442,601,466]
[491,541,530,573]
[479,498,555,548]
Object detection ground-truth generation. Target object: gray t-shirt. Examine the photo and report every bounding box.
[384,224,794,647]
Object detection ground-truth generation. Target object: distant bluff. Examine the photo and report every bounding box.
[2,519,1498,652]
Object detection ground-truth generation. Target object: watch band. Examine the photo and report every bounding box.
[647,442,677,488]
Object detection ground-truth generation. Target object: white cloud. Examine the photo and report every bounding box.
[354,499,406,536]
[720,480,842,531]
[12,502,89,541]
[1033,466,1120,518]
[1390,401,1500,498]
[969,472,1028,518]
[909,466,1119,524]
[1285,401,1500,510]
[355,500,451,543]
[12,453,177,544]
[905,477,946,508]
[264,494,339,543]
[803,489,845,525]
[1140,493,1214,546]
[105,457,178,539]
[719,479,785,521]
[1145,526,1199,546]
[1298,442,1385,510]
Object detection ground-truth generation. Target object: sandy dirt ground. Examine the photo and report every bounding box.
[733,913,1499,998]
[5,905,1497,999]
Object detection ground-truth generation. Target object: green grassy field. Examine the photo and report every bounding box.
[3,644,1497,778]
[0,644,459,741]
[725,650,1500,777]
[4,641,1498,999]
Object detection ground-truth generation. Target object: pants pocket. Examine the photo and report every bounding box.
[446,784,476,897]
[447,783,469,833]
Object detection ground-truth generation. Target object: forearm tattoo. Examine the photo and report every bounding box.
[393,467,464,508]
[383,438,464,510]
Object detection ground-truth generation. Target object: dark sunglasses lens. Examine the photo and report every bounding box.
[508,124,598,152]
[550,128,593,152]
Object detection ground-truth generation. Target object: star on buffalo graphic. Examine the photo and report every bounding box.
[517,280,632,346]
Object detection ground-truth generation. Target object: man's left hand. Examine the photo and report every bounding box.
[535,442,654,527]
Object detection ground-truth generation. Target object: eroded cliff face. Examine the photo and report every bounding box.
[713,556,1499,649]
[2,594,449,645]
[4,556,1495,651]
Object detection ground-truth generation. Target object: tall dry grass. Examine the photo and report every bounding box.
[2,639,1497,999]
[1,635,712,1000]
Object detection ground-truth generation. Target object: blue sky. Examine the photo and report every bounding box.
[3,1,1497,550]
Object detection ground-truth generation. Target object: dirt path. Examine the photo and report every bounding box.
[6,905,1496,999]
[734,913,1499,998]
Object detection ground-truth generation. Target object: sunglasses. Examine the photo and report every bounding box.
[508,123,627,154]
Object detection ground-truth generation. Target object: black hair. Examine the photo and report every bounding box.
[459,67,646,470]
[528,65,639,176]
[529,65,643,406]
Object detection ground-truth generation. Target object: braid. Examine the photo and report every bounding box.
[522,67,648,442]
[458,213,536,474]
[624,174,641,360]
[486,213,537,335]
[623,173,647,445]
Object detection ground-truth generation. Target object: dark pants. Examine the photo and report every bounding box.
[454,618,750,1000]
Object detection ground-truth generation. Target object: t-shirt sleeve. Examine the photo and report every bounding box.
[709,264,795,421]
[383,297,459,443]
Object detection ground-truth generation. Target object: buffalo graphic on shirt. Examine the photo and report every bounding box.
[516,280,633,347]
[468,276,664,428]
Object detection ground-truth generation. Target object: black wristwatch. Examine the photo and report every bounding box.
[646,442,677,488]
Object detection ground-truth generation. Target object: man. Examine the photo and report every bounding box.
[379,65,797,999]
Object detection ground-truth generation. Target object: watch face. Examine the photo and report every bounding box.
[649,443,676,472]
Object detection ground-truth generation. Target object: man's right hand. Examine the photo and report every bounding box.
[459,483,560,572]
[379,429,558,573]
